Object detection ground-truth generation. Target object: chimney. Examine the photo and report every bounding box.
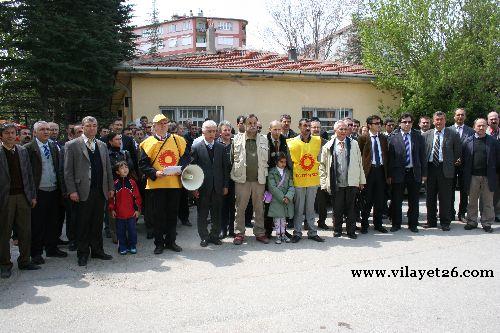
[198,9,204,17]
[189,10,193,16]
[206,25,216,54]
[288,47,298,62]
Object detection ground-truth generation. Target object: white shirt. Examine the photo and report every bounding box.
[429,128,444,162]
[454,124,463,138]
[369,131,384,165]
[82,134,96,151]
[203,138,214,148]
[276,166,284,177]
[401,131,413,168]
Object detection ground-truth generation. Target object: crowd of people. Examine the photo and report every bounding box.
[1,109,499,279]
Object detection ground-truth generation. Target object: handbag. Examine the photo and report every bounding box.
[263,170,286,203]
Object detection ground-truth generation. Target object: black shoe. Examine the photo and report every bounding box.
[165,243,182,252]
[154,245,164,254]
[442,226,451,231]
[209,238,222,245]
[91,252,113,260]
[46,248,68,258]
[147,231,154,239]
[78,257,88,267]
[19,263,41,270]
[68,241,77,251]
[1,267,12,279]
[360,227,368,234]
[464,224,477,230]
[31,255,45,265]
[104,229,111,238]
[374,226,388,233]
[423,223,437,229]
[483,226,493,233]
[347,233,357,239]
[409,227,419,233]
[291,235,301,243]
[333,231,342,237]
[308,235,325,242]
[181,220,192,227]
[390,226,401,232]
[317,223,330,230]
[57,238,69,246]
[200,240,208,247]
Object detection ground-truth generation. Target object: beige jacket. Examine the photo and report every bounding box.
[230,133,269,184]
[319,136,366,194]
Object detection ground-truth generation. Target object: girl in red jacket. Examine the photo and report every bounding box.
[109,161,142,255]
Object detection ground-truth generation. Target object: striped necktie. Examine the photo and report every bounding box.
[404,133,410,167]
[42,144,51,160]
[432,131,441,166]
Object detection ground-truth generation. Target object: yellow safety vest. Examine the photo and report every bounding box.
[140,135,187,189]
[287,135,321,187]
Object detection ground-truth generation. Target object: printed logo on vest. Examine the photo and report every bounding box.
[158,150,178,167]
[299,153,315,171]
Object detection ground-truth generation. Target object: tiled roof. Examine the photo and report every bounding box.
[128,49,373,75]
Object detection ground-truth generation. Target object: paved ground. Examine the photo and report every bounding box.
[1,196,499,332]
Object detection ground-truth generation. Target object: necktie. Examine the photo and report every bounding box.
[432,131,441,166]
[404,133,410,167]
[86,139,94,152]
[274,140,279,153]
[207,143,213,150]
[457,126,462,138]
[339,141,344,152]
[42,144,51,160]
[372,136,381,166]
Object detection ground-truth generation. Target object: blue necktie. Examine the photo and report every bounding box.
[207,143,213,150]
[42,144,50,160]
[404,133,410,167]
[372,136,380,166]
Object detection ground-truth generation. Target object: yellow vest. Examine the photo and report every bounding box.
[140,135,187,189]
[287,135,321,187]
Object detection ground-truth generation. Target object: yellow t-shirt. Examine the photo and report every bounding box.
[140,134,187,189]
[287,135,321,187]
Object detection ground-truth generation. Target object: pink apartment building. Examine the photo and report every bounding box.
[133,11,248,55]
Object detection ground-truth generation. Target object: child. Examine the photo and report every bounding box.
[108,161,142,255]
[267,152,295,244]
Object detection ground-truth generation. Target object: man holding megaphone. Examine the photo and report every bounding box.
[190,120,230,247]
[139,114,189,255]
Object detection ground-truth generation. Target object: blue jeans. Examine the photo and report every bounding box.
[116,217,137,252]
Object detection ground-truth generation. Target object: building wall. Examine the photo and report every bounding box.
[130,76,400,129]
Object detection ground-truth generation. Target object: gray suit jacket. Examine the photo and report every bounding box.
[0,144,36,208]
[64,136,113,201]
[422,128,462,178]
[190,141,229,195]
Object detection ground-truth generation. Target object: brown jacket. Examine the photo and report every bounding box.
[357,133,389,179]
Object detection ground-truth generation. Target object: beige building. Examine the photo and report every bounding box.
[112,50,400,132]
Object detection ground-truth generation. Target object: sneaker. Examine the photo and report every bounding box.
[129,248,137,254]
[275,237,282,244]
[282,234,291,243]
[119,249,128,255]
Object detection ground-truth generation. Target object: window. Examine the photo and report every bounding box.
[168,38,177,48]
[218,21,233,31]
[218,37,233,45]
[183,21,192,30]
[159,106,224,129]
[302,107,353,133]
[181,35,191,46]
[169,24,176,33]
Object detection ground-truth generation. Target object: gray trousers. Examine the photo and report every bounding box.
[466,176,494,227]
[235,182,265,236]
[293,186,318,237]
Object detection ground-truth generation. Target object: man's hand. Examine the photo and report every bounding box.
[108,190,114,199]
[69,192,79,202]
[134,211,139,218]
[359,184,364,190]
[455,158,461,166]
[192,190,200,199]
[111,211,116,218]
[223,187,228,196]
[422,176,427,182]
[31,199,37,208]
[283,197,289,204]
[156,170,166,178]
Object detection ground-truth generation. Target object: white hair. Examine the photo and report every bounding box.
[81,116,97,125]
[202,120,217,131]
[218,120,232,130]
[33,121,49,133]
[334,120,347,131]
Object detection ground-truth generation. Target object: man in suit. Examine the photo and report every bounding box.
[486,111,500,222]
[462,118,500,232]
[419,116,431,133]
[0,123,39,278]
[357,115,389,234]
[310,118,330,230]
[280,114,297,139]
[422,111,462,231]
[387,113,427,232]
[217,121,236,238]
[191,120,230,247]
[110,118,138,175]
[64,116,114,266]
[25,121,67,265]
[448,108,475,221]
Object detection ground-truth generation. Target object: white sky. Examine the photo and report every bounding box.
[126,0,277,51]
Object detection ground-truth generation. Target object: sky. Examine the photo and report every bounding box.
[126,0,277,51]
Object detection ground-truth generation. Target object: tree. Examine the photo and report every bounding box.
[146,0,162,56]
[358,0,499,122]
[264,0,359,60]
[0,0,136,125]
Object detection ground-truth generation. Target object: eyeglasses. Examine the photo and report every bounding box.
[347,124,353,127]
[401,121,412,124]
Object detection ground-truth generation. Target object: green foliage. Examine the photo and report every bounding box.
[0,0,136,126]
[358,0,499,124]
[146,0,162,56]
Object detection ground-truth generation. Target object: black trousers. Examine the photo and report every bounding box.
[151,188,180,247]
[361,166,386,228]
[426,163,453,227]
[56,202,65,240]
[391,169,420,228]
[144,190,154,232]
[197,189,223,240]
[221,180,235,235]
[65,198,77,243]
[315,188,329,224]
[451,167,468,218]
[178,188,190,223]
[76,188,105,258]
[31,189,59,256]
[333,187,357,234]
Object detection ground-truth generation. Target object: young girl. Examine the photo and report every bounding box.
[267,152,295,244]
